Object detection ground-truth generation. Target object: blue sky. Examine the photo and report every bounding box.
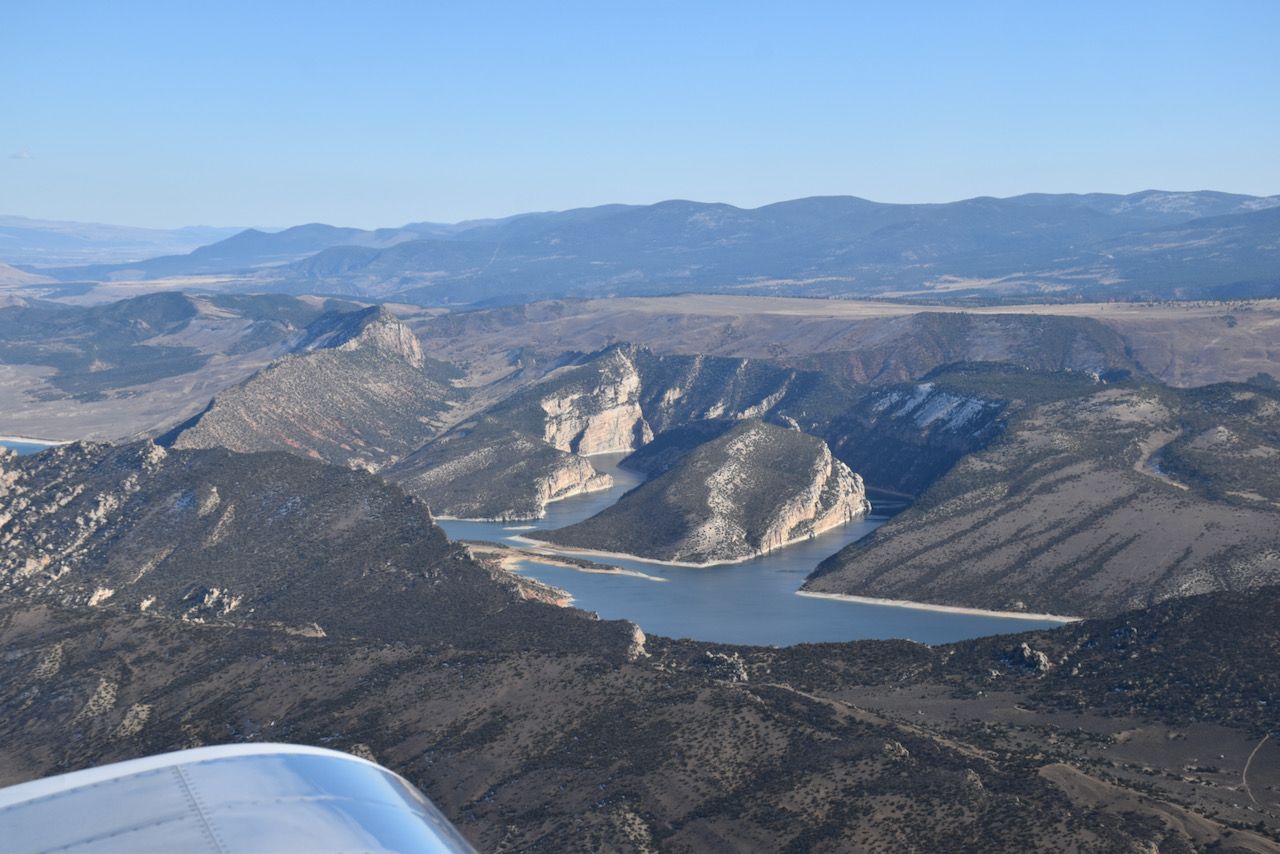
[3,1,1278,228]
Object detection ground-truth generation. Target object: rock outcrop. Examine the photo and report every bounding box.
[820,377,1007,495]
[539,348,653,454]
[390,345,852,519]
[805,382,1280,617]
[530,420,870,564]
[163,305,459,471]
[389,422,612,519]
[0,440,635,654]
[292,303,426,366]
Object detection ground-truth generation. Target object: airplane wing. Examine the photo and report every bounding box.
[0,743,475,853]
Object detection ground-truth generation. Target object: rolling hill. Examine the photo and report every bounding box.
[21,190,1280,304]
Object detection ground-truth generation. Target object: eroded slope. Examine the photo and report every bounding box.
[164,305,460,470]
[806,383,1280,616]
[531,420,870,563]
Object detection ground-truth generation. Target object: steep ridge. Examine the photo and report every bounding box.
[633,349,852,432]
[388,421,612,520]
[530,420,870,563]
[387,348,653,518]
[821,365,1113,495]
[806,383,1280,617]
[163,305,460,470]
[387,346,852,520]
[821,380,1006,495]
[0,441,634,654]
[535,347,653,453]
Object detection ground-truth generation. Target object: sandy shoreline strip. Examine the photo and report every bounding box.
[0,435,71,447]
[509,510,874,569]
[509,535,723,568]
[796,590,1079,622]
[511,555,667,582]
[466,542,667,582]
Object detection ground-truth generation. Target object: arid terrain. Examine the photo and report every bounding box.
[1,288,1278,851]
[413,295,1280,389]
[1,441,1277,850]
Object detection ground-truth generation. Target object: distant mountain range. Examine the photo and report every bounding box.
[7,190,1280,303]
[0,215,245,266]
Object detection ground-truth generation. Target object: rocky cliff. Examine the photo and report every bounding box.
[805,382,1280,617]
[821,380,1005,495]
[0,440,633,653]
[538,347,653,453]
[818,362,1106,497]
[390,345,855,519]
[384,350,660,519]
[530,420,870,563]
[388,420,612,519]
[163,305,460,471]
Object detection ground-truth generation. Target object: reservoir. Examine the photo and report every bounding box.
[437,453,1066,646]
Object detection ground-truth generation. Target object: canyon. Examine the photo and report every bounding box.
[1,438,1277,849]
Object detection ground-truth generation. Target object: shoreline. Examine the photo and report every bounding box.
[795,590,1079,623]
[432,477,623,523]
[511,509,875,569]
[465,541,668,582]
[510,535,724,568]
[0,435,71,447]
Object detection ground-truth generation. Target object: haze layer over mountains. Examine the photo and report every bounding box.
[5,189,1280,306]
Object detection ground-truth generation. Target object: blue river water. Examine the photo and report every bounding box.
[1,439,60,456]
[438,453,1065,646]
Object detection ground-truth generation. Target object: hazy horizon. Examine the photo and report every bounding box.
[4,1,1278,229]
[6,185,1280,234]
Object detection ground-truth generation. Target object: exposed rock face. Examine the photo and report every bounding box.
[386,347,659,519]
[634,351,824,434]
[531,420,870,564]
[1005,642,1053,674]
[822,380,1006,495]
[293,304,425,367]
[388,422,611,520]
[539,348,653,454]
[163,306,459,471]
[391,345,853,520]
[0,440,635,654]
[806,383,1280,617]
